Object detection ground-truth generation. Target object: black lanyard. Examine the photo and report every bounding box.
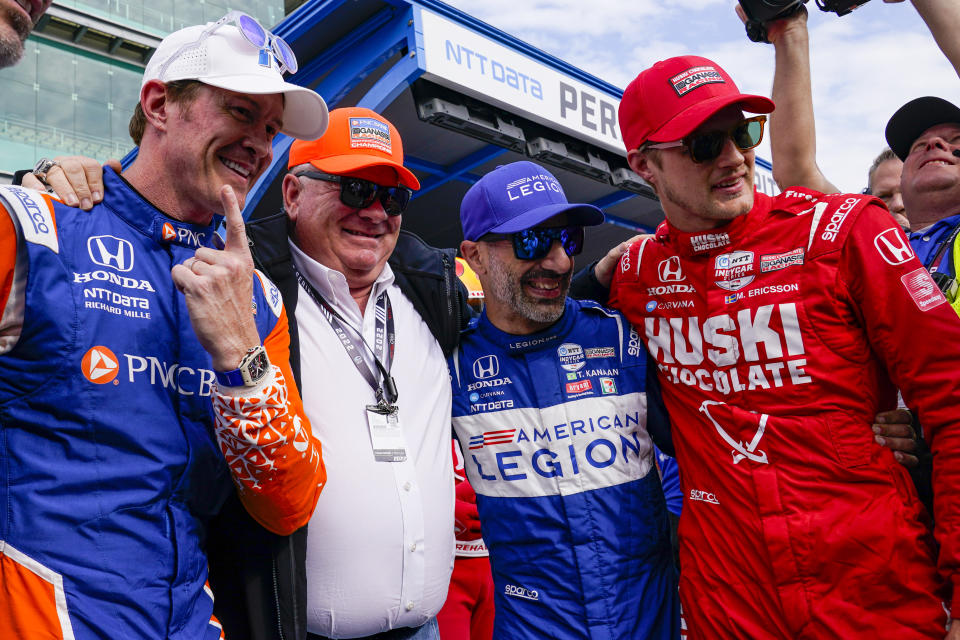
[293,266,398,405]
[927,222,960,274]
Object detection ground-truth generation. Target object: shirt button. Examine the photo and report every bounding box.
[403,482,412,491]
[406,601,415,611]
[409,543,417,552]
[923,235,931,241]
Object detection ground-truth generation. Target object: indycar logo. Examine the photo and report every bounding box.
[557,343,585,372]
[714,250,755,291]
[82,346,119,384]
[473,355,499,379]
[700,400,768,465]
[87,236,134,272]
[658,256,685,282]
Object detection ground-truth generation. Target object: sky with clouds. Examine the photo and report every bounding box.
[443,0,960,194]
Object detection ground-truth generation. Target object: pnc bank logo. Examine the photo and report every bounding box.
[161,223,177,242]
[82,346,119,384]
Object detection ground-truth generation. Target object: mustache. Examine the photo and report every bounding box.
[521,268,572,284]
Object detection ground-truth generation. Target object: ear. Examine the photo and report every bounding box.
[460,240,484,275]
[140,80,170,131]
[282,173,302,226]
[627,148,657,186]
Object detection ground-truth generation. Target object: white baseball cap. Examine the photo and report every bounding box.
[142,15,328,140]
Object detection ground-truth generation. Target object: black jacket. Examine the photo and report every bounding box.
[206,211,470,640]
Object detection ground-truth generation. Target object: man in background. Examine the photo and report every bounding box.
[0,0,51,68]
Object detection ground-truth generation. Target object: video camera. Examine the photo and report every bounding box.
[739,0,871,43]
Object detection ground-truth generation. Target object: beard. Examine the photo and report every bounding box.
[486,259,572,326]
[0,3,31,69]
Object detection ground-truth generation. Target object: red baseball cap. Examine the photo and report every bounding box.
[287,107,420,189]
[618,56,774,151]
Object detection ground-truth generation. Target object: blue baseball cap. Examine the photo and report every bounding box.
[460,161,605,241]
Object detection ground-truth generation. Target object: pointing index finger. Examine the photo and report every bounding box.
[220,185,249,254]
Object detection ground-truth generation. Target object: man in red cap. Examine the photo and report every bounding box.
[246,106,471,640]
[608,56,960,639]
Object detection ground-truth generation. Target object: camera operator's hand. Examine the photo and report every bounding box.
[735,2,807,43]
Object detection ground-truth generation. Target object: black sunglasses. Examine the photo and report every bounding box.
[482,226,585,261]
[296,169,412,216]
[643,115,767,164]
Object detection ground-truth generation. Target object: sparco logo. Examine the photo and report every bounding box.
[473,355,499,379]
[9,186,50,234]
[504,584,539,601]
[88,235,134,272]
[689,489,719,505]
[74,271,156,292]
[658,256,685,282]
[820,197,858,241]
[627,328,642,357]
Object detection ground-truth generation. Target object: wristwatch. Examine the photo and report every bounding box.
[215,345,270,387]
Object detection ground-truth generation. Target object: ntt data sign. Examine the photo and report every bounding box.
[418,9,624,153]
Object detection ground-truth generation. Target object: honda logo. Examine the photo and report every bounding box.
[472,355,499,379]
[87,235,134,272]
[658,256,685,282]
[874,229,914,266]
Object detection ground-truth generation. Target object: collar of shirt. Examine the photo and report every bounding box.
[909,212,960,266]
[288,239,395,326]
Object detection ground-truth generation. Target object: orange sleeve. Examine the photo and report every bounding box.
[0,206,18,322]
[210,302,326,536]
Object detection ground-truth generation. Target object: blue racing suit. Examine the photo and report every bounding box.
[450,297,679,639]
[0,170,324,640]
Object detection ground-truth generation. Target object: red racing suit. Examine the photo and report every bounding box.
[610,188,960,639]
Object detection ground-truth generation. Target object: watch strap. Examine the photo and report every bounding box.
[215,345,269,387]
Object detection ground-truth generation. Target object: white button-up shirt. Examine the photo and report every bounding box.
[290,242,455,638]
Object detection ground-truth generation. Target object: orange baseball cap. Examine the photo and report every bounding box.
[287,107,420,189]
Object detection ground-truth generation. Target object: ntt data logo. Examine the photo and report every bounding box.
[82,346,119,384]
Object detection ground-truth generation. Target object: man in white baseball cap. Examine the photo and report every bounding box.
[0,14,329,640]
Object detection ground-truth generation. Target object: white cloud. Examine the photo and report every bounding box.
[443,0,960,193]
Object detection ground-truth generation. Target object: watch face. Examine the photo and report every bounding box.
[248,350,269,380]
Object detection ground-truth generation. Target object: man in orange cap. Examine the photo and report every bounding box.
[246,106,471,640]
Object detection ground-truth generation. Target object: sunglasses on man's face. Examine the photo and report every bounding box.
[482,226,585,261]
[296,170,412,216]
[643,115,767,164]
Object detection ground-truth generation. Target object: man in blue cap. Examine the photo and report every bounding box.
[450,160,679,639]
